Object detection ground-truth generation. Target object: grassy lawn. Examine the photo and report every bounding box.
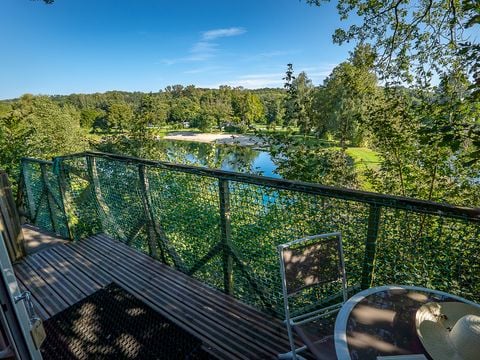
[345,147,380,169]
[343,147,381,190]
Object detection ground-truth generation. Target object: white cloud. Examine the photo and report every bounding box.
[212,64,338,89]
[202,27,246,40]
[218,73,284,89]
[187,41,218,61]
[161,27,246,65]
[183,66,230,75]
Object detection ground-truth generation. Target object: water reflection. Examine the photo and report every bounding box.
[97,138,280,178]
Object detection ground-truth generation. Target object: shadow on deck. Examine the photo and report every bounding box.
[14,226,292,360]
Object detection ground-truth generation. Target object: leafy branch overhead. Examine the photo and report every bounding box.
[306,0,479,89]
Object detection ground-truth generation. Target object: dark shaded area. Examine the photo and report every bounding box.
[294,314,337,360]
[41,282,216,360]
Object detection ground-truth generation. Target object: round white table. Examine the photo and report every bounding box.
[334,285,480,360]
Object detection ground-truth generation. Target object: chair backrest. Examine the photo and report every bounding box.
[278,232,347,318]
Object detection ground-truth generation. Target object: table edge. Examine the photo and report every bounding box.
[333,285,480,360]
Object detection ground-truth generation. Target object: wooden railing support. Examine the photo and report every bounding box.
[219,179,233,295]
[361,204,382,289]
[0,171,26,261]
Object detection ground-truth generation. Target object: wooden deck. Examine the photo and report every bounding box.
[13,227,292,359]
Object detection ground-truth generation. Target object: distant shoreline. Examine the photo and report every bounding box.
[163,131,265,147]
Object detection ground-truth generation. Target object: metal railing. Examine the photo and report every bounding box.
[17,151,480,315]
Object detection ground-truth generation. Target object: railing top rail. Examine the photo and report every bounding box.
[24,151,480,222]
[20,158,53,166]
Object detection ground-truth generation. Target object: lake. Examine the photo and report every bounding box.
[150,140,280,178]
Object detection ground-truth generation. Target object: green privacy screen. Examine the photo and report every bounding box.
[18,152,480,316]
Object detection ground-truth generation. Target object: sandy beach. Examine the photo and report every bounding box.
[164,131,265,147]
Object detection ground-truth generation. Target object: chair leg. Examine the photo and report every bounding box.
[279,323,309,360]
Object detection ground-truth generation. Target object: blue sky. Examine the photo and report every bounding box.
[0,0,354,99]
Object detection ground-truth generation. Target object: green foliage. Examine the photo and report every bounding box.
[231,90,265,127]
[0,95,87,181]
[283,64,314,130]
[80,108,105,130]
[107,102,133,131]
[262,92,286,129]
[364,84,480,205]
[305,0,480,164]
[316,45,379,147]
[264,133,358,187]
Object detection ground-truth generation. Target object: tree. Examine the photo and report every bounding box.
[282,65,314,132]
[168,97,200,125]
[0,95,86,180]
[291,71,314,133]
[263,94,285,129]
[80,108,105,130]
[133,94,168,133]
[317,45,379,147]
[306,0,479,86]
[303,0,480,205]
[107,102,133,131]
[283,64,299,128]
[231,91,265,128]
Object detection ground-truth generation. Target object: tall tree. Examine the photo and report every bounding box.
[318,45,379,147]
[283,63,300,128]
[107,102,133,131]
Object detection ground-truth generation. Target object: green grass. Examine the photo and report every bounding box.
[345,147,380,169]
[343,147,381,191]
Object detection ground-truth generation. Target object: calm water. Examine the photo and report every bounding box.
[156,140,280,178]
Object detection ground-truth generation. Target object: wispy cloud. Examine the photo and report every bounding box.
[210,64,338,89]
[183,66,231,75]
[161,27,246,65]
[217,73,284,88]
[241,50,298,62]
[202,27,246,41]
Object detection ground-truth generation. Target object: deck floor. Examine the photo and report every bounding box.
[13,227,293,359]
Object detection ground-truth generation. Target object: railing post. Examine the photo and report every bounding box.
[86,155,126,240]
[138,164,159,259]
[219,179,233,295]
[20,161,37,222]
[56,160,75,240]
[361,204,382,289]
[40,163,59,234]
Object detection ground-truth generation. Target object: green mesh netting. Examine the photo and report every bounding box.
[19,153,480,317]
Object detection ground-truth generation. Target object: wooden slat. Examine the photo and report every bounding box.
[67,239,256,359]
[92,234,290,344]
[85,235,289,355]
[14,262,67,316]
[23,254,84,305]
[50,244,112,286]
[38,247,103,295]
[16,275,49,320]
